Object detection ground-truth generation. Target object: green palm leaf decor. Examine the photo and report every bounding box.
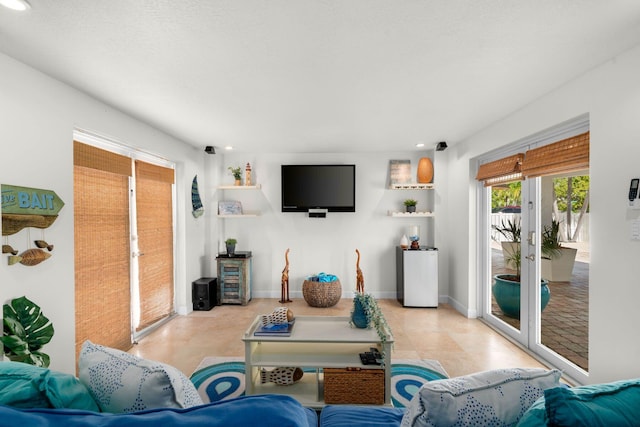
[1,296,54,367]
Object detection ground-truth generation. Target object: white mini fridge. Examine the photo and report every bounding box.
[396,246,438,307]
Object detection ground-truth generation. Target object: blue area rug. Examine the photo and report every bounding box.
[190,357,448,408]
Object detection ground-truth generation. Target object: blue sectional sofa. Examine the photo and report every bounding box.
[2,345,640,427]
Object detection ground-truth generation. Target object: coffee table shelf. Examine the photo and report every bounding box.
[242,315,394,408]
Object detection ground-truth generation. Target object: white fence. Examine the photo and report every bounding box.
[490,213,589,243]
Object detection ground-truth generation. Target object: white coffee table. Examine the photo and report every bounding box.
[242,315,394,408]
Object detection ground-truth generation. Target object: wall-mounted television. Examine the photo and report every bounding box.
[281,164,356,213]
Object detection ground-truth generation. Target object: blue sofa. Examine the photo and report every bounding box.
[2,355,639,427]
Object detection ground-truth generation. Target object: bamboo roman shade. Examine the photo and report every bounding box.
[476,153,524,187]
[135,160,175,332]
[73,141,132,176]
[74,142,132,356]
[520,132,589,178]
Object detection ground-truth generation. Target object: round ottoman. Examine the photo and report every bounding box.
[302,279,342,307]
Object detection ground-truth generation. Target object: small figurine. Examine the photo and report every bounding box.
[355,249,364,294]
[245,162,252,186]
[280,248,292,303]
[261,306,294,326]
[260,367,303,386]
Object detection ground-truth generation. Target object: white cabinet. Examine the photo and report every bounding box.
[242,315,394,409]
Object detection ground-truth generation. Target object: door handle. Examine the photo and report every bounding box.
[525,254,535,261]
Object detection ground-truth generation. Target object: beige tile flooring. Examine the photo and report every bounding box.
[129,298,549,379]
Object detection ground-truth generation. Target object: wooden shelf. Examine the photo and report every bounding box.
[388,183,434,190]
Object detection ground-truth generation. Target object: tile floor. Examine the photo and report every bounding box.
[130,297,549,379]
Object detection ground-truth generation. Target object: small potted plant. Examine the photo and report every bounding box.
[350,292,392,351]
[228,166,242,185]
[225,238,237,256]
[403,199,418,213]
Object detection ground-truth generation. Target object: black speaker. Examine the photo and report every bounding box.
[192,278,219,311]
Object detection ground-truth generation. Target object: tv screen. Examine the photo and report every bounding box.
[281,164,356,212]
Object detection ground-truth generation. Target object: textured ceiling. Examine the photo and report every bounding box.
[2,1,640,153]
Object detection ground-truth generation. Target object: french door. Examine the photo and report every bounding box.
[479,120,590,385]
[74,134,175,355]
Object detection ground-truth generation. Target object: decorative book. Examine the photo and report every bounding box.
[218,200,243,215]
[253,320,295,337]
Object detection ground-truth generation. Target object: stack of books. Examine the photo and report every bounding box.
[253,320,295,337]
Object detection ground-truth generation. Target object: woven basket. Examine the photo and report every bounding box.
[302,279,341,307]
[324,368,384,404]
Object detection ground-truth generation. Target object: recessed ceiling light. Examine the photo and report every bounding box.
[0,0,31,11]
[225,146,233,150]
[415,143,425,148]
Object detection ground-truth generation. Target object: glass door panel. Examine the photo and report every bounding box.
[538,174,590,372]
[489,182,523,333]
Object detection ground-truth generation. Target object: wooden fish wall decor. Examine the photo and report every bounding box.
[17,248,51,266]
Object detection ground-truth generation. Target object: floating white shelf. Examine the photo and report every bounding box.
[217,184,262,190]
[388,211,434,217]
[217,211,260,218]
[388,183,434,190]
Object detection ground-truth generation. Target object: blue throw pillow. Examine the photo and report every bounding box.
[544,379,640,426]
[0,361,99,411]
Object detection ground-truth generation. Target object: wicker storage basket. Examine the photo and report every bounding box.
[323,368,384,405]
[302,279,341,307]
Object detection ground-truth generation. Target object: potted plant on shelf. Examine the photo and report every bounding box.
[1,296,54,367]
[228,166,242,185]
[492,230,551,319]
[225,238,237,256]
[541,220,578,282]
[403,199,418,213]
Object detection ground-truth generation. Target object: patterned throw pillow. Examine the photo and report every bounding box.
[78,340,203,413]
[401,368,562,427]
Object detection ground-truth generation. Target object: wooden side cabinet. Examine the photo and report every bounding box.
[216,255,252,305]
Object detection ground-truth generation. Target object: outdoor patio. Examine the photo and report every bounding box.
[491,244,589,371]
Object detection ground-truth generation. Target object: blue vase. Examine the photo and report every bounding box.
[352,298,368,328]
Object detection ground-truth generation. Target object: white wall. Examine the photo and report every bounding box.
[0,53,207,374]
[446,44,640,383]
[208,151,447,300]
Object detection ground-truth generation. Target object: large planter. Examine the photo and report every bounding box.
[541,247,577,282]
[492,274,550,319]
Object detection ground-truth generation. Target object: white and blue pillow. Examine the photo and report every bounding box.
[401,367,562,427]
[78,340,203,413]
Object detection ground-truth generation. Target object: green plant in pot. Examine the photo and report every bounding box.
[491,229,551,319]
[492,218,521,270]
[1,296,54,367]
[541,219,577,282]
[228,166,242,185]
[225,238,237,255]
[403,199,418,213]
[350,293,392,351]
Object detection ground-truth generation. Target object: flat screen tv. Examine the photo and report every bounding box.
[281,164,356,212]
